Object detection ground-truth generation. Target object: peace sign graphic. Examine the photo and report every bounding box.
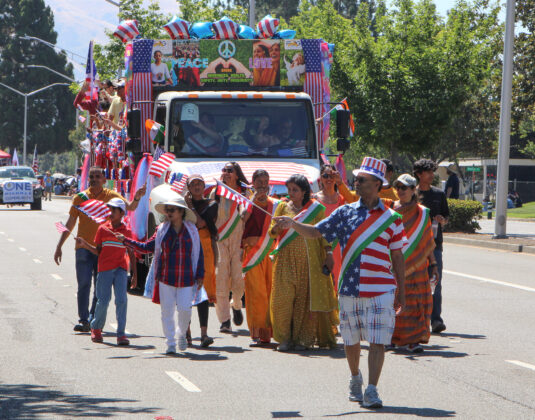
[218,41,236,59]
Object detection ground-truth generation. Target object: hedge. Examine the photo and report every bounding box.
[444,199,483,233]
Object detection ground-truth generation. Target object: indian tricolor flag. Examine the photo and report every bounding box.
[145,119,165,145]
[331,98,355,137]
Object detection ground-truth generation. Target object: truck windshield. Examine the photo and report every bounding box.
[0,168,36,178]
[169,99,316,159]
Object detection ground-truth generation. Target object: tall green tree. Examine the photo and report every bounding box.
[0,0,75,155]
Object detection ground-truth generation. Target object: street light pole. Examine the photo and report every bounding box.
[249,0,256,28]
[0,82,70,165]
[494,0,515,239]
[26,64,77,83]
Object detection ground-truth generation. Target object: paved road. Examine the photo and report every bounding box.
[1,200,534,419]
[477,219,535,237]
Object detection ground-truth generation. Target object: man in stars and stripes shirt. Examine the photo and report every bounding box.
[272,156,407,409]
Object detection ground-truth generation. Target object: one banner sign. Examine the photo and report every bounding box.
[2,181,33,203]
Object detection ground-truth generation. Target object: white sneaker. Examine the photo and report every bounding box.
[165,345,176,354]
[348,371,363,402]
[363,384,383,408]
[178,335,188,351]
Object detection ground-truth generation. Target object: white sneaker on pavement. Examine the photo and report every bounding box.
[348,371,363,402]
[178,335,188,351]
[166,345,176,354]
[363,384,383,408]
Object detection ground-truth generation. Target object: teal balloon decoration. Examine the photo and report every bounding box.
[273,29,296,39]
[189,22,214,39]
[238,24,257,39]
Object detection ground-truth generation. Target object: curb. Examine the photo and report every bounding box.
[444,236,523,253]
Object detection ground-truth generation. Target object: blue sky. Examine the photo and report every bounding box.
[43,0,482,80]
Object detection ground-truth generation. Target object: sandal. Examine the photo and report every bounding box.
[186,328,192,347]
[200,335,213,348]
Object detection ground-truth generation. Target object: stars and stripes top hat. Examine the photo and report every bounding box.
[114,20,140,43]
[352,157,389,185]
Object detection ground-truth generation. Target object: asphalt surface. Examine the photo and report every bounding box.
[1,199,534,419]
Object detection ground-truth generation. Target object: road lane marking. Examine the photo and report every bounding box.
[109,322,131,335]
[7,238,14,242]
[165,371,201,392]
[51,274,62,280]
[33,258,42,264]
[19,247,26,252]
[444,270,535,293]
[0,231,5,235]
[506,360,535,371]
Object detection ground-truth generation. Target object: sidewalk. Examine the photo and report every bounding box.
[444,218,535,254]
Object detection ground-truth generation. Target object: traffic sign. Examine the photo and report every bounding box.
[466,167,481,172]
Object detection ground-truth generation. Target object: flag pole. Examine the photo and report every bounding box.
[214,179,273,217]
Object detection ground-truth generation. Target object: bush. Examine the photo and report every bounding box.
[444,199,482,233]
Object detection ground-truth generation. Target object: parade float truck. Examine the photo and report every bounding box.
[126,37,349,248]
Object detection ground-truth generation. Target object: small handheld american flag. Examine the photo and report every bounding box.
[171,173,189,195]
[149,152,175,178]
[216,180,253,213]
[55,221,70,234]
[76,199,111,224]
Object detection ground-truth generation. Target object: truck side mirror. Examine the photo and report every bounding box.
[336,110,351,139]
[127,109,141,139]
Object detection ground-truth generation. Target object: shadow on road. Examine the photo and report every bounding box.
[0,383,158,419]
[323,406,456,417]
[439,332,486,340]
[272,411,303,418]
[290,345,347,360]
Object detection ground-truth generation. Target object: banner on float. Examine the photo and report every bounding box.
[150,39,305,88]
[2,181,33,203]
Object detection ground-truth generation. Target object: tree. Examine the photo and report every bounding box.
[214,0,299,22]
[0,0,76,155]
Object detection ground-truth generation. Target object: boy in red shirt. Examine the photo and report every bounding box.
[77,198,137,345]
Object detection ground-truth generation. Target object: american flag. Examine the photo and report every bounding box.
[85,41,98,102]
[76,199,111,224]
[302,39,325,149]
[216,180,253,213]
[133,39,154,152]
[149,152,175,178]
[55,221,70,234]
[171,172,189,195]
[31,145,38,173]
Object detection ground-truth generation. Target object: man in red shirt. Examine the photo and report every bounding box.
[77,198,136,345]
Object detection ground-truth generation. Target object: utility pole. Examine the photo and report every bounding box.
[249,0,256,28]
[494,0,515,239]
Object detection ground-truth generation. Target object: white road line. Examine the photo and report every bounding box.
[109,322,131,335]
[18,247,26,252]
[444,270,535,293]
[506,360,535,372]
[0,231,5,235]
[33,258,42,264]
[7,238,14,242]
[165,371,201,392]
[51,274,62,280]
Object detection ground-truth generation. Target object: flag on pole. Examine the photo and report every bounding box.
[148,152,175,178]
[55,221,70,234]
[12,149,19,166]
[133,39,155,152]
[171,172,189,195]
[215,180,253,213]
[31,145,38,173]
[76,199,111,224]
[85,41,98,102]
[335,154,347,184]
[145,120,165,145]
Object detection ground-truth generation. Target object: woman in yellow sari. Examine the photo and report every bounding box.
[270,174,338,351]
[391,174,439,353]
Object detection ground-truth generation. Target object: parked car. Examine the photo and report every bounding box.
[0,166,43,210]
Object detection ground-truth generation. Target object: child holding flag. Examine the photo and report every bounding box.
[76,198,137,345]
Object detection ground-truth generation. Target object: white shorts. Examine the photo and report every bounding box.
[338,290,396,346]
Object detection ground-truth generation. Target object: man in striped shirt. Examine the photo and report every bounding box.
[273,157,407,409]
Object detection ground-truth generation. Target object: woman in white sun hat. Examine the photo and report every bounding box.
[118,195,205,354]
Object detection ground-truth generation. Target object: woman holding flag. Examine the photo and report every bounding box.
[211,162,250,333]
[242,169,279,347]
[391,174,438,353]
[269,175,337,351]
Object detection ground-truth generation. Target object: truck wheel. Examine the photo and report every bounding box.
[31,198,42,210]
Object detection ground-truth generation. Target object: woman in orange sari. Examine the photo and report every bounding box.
[391,174,439,353]
[242,169,278,346]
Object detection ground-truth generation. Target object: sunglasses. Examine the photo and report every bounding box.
[321,173,334,179]
[222,168,234,173]
[164,207,178,213]
[354,176,369,184]
[395,185,410,191]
